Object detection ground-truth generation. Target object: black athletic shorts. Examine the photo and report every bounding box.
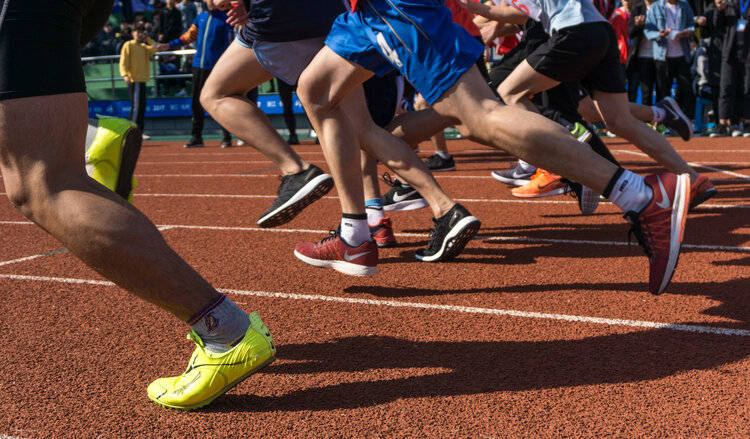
[526,21,626,94]
[0,0,113,101]
[363,73,398,129]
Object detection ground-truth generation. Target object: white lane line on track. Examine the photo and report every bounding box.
[127,192,750,209]
[1,220,747,252]
[614,150,750,180]
[0,249,68,267]
[0,273,747,337]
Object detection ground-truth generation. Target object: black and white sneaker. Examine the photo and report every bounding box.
[257,165,334,228]
[425,154,456,172]
[415,204,480,262]
[184,137,204,148]
[656,97,692,141]
[709,125,729,138]
[491,162,535,186]
[567,181,600,215]
[381,173,428,211]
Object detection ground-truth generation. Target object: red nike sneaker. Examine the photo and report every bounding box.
[370,217,397,248]
[294,231,378,276]
[689,174,717,210]
[624,173,690,295]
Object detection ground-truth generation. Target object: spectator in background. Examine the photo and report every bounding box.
[627,0,656,104]
[709,0,750,137]
[277,79,301,145]
[698,0,729,133]
[645,0,699,117]
[166,2,235,147]
[611,0,632,75]
[97,23,119,56]
[593,0,617,20]
[177,0,200,31]
[154,0,185,95]
[120,23,160,136]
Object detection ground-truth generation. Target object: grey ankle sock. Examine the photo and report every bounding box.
[188,294,250,353]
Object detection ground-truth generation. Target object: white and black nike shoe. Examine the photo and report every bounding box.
[656,97,693,141]
[491,162,535,186]
[257,165,334,228]
[415,204,480,262]
[381,173,428,211]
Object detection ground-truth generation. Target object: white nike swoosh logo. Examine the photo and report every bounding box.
[344,251,371,261]
[393,190,418,202]
[655,176,671,209]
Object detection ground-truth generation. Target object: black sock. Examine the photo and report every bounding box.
[602,167,625,199]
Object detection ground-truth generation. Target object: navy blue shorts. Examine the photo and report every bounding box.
[325,0,483,105]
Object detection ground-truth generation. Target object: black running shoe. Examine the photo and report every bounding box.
[221,138,233,148]
[257,165,334,228]
[567,181,600,215]
[709,125,729,138]
[416,204,480,262]
[184,137,204,148]
[425,154,456,172]
[381,173,428,211]
[656,97,692,141]
[287,134,300,145]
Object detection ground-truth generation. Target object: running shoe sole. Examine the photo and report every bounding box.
[293,250,378,276]
[579,185,600,215]
[383,198,429,212]
[490,170,532,186]
[257,174,334,228]
[416,216,481,262]
[149,355,276,411]
[656,173,690,295]
[662,97,693,141]
[512,186,570,198]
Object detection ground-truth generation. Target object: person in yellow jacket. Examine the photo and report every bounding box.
[119,23,167,135]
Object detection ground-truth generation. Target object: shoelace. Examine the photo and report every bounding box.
[381,172,401,188]
[425,217,449,251]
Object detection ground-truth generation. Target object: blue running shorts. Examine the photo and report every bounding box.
[325,0,483,105]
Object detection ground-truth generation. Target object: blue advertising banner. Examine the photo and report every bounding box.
[89,95,304,119]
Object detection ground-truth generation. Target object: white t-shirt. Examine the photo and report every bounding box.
[498,0,605,34]
[664,3,684,58]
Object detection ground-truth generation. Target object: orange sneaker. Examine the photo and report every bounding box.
[689,174,717,210]
[511,169,569,198]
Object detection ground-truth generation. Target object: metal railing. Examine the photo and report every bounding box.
[82,49,197,99]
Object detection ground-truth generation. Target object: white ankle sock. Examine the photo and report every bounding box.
[340,216,370,246]
[607,170,653,213]
[365,207,385,226]
[652,106,666,122]
[189,295,250,354]
[435,150,451,159]
[518,160,536,173]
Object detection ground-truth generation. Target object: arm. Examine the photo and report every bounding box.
[144,38,161,56]
[168,24,199,49]
[644,5,663,41]
[674,1,695,39]
[456,0,529,25]
[119,43,132,84]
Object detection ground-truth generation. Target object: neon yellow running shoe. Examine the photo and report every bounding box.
[147,312,276,410]
[570,122,592,143]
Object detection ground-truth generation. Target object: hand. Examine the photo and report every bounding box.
[634,15,646,26]
[695,16,706,26]
[477,20,501,45]
[226,1,249,27]
[659,28,671,38]
[156,43,170,52]
[124,77,133,85]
